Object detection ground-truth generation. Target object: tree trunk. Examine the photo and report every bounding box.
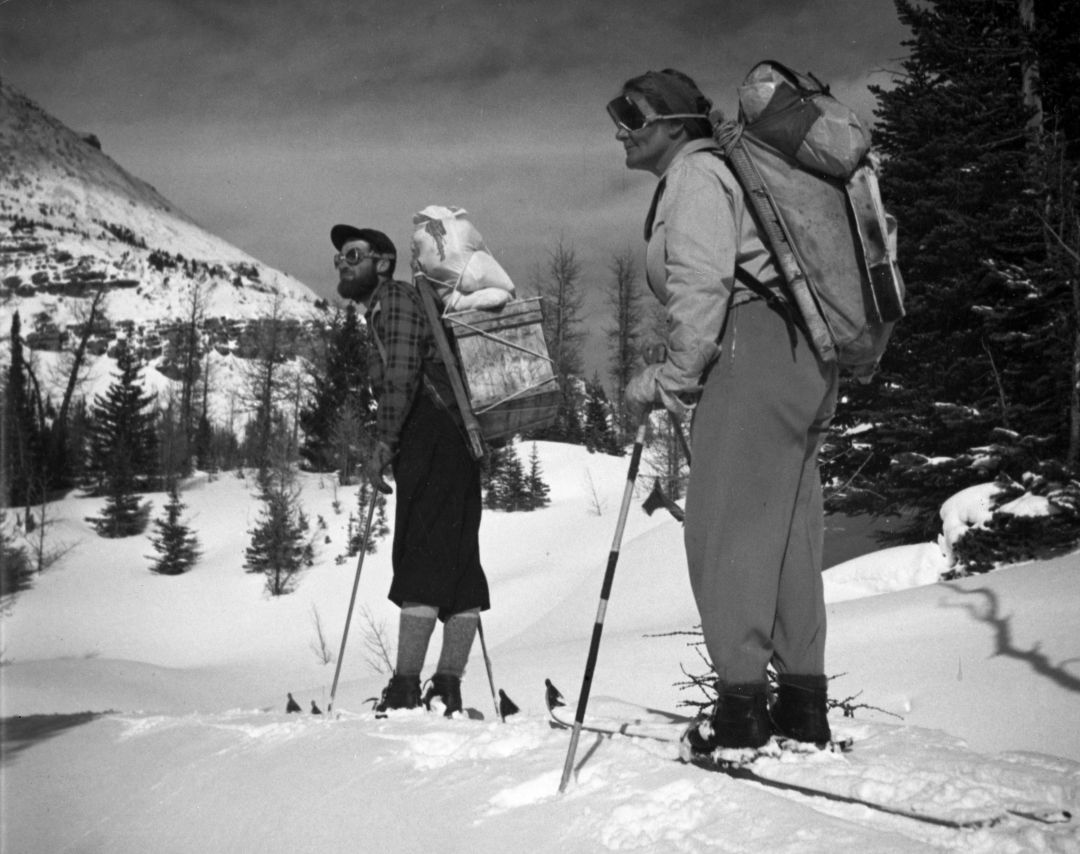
[1072,276,1080,469]
[1018,0,1043,139]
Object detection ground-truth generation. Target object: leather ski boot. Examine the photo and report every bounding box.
[684,681,772,753]
[423,673,463,717]
[770,673,831,746]
[374,674,421,715]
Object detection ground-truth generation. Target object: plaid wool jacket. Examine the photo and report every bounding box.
[365,279,461,450]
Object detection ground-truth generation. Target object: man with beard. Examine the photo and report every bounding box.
[332,224,489,717]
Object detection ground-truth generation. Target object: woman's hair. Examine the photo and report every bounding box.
[622,68,713,140]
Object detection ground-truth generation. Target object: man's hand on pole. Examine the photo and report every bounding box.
[363,441,395,495]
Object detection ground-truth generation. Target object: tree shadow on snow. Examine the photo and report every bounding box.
[941,584,1080,694]
[0,712,106,765]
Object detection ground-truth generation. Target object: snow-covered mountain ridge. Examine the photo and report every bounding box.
[0,78,327,366]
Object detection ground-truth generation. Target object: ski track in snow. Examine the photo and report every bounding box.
[79,707,1080,854]
[3,699,1079,854]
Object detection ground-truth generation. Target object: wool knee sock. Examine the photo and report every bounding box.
[435,609,480,679]
[395,603,437,677]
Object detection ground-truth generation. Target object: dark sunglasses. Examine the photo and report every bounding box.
[605,95,708,133]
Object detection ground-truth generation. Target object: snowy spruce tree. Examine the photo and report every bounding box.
[148,487,201,575]
[244,461,314,596]
[824,0,1080,555]
[298,302,373,482]
[525,443,551,510]
[0,509,34,600]
[484,444,529,511]
[244,482,310,596]
[2,311,45,512]
[345,483,388,556]
[483,443,550,511]
[582,375,623,456]
[85,341,156,538]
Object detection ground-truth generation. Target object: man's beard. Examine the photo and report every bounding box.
[337,267,379,303]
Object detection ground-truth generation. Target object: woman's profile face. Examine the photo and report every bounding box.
[615,91,678,176]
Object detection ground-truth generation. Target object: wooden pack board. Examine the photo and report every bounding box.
[444,297,559,439]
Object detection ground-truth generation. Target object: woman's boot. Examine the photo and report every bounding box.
[684,681,772,752]
[770,673,831,745]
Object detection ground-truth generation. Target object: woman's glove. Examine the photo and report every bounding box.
[624,365,661,423]
[363,441,395,494]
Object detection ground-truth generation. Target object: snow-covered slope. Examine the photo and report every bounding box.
[0,79,324,336]
[2,442,1078,853]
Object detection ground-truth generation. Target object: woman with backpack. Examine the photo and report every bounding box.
[611,69,839,752]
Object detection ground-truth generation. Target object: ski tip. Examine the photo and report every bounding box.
[1007,808,1073,825]
[498,689,521,719]
[544,678,565,710]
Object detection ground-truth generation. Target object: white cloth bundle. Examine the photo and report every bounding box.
[410,205,515,311]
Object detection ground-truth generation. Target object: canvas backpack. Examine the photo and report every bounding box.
[715,60,905,378]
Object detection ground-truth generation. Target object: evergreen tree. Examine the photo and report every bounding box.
[148,486,201,575]
[582,375,623,456]
[482,445,509,509]
[2,312,45,510]
[346,484,389,555]
[299,303,373,480]
[501,446,529,511]
[826,0,1080,544]
[250,410,297,495]
[0,509,34,599]
[85,342,156,537]
[192,413,216,475]
[244,472,311,596]
[483,443,529,511]
[525,443,551,510]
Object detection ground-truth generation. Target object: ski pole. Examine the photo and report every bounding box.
[558,418,648,794]
[327,490,378,716]
[476,617,502,721]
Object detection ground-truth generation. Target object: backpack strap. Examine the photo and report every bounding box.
[368,283,479,455]
[644,176,667,240]
[414,277,487,461]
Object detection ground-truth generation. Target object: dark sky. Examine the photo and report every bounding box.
[2,0,908,369]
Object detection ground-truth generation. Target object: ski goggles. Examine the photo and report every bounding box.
[605,95,708,133]
[333,247,392,267]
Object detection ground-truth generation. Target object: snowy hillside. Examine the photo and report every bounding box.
[2,442,1078,853]
[0,79,324,343]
